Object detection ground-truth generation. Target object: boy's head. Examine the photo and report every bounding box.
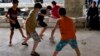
[34,3,42,13]
[46,6,52,10]
[51,1,57,6]
[59,8,66,16]
[12,0,19,8]
[40,9,47,15]
[92,1,96,7]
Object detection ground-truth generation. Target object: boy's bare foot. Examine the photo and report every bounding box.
[9,44,12,47]
[9,41,12,47]
[49,37,56,44]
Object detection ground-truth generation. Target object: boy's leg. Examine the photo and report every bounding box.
[9,29,14,46]
[74,48,81,56]
[22,37,30,46]
[22,30,30,46]
[23,37,30,43]
[70,39,81,56]
[31,41,40,56]
[53,51,59,56]
[39,22,47,38]
[31,41,39,53]
[39,27,47,38]
[19,28,26,38]
[53,41,67,56]
[31,31,41,56]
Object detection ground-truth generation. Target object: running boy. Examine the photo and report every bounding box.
[21,3,42,56]
[50,8,81,56]
[37,9,47,38]
[37,6,52,38]
[6,0,26,46]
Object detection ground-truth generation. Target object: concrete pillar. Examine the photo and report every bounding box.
[64,0,84,17]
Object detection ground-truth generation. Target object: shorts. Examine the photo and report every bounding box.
[27,31,41,43]
[10,21,21,30]
[56,39,78,51]
[39,22,47,27]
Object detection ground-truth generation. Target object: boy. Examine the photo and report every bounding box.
[37,6,52,38]
[51,1,60,19]
[46,6,52,17]
[37,9,47,38]
[21,3,42,56]
[50,8,81,56]
[6,0,26,47]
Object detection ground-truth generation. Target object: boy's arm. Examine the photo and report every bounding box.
[5,9,11,20]
[5,13,12,21]
[5,13,15,24]
[5,13,10,19]
[51,20,59,38]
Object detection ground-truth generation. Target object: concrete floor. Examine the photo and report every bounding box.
[0,28,100,56]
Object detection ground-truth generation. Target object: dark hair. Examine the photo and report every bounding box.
[59,8,66,16]
[47,6,52,10]
[40,9,47,14]
[34,3,42,9]
[52,1,56,5]
[92,1,96,4]
[12,0,19,3]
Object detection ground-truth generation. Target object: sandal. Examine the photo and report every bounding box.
[31,51,40,56]
[22,43,28,46]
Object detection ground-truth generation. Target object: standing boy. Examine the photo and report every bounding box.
[6,0,26,46]
[22,3,42,56]
[37,9,47,38]
[37,6,52,38]
[51,1,60,19]
[50,8,81,56]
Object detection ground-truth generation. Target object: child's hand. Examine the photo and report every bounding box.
[10,20,16,24]
[12,20,16,24]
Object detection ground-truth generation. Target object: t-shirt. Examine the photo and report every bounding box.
[7,8,21,21]
[52,5,60,19]
[37,14,44,23]
[58,16,76,41]
[26,10,37,33]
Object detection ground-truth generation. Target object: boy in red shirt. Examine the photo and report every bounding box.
[51,1,60,19]
[50,8,81,56]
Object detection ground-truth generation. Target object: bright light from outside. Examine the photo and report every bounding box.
[0,0,64,4]
[19,0,33,3]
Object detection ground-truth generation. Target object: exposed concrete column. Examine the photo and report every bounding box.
[64,0,84,17]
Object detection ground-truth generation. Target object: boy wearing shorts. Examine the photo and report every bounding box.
[50,8,81,56]
[21,3,42,56]
[6,0,26,46]
[37,9,47,38]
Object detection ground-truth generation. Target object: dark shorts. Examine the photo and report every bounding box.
[10,21,21,30]
[56,39,78,51]
[39,22,47,27]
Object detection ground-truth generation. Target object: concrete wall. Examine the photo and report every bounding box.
[64,0,84,17]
